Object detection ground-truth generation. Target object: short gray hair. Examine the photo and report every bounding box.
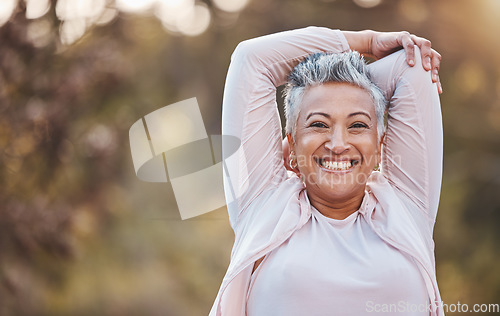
[283,51,387,141]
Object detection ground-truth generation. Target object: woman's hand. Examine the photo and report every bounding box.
[371,31,442,93]
[343,30,442,94]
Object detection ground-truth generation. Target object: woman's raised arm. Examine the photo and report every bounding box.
[368,40,443,224]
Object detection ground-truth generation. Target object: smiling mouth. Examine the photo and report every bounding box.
[316,158,360,171]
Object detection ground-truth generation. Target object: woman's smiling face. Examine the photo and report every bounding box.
[290,82,381,204]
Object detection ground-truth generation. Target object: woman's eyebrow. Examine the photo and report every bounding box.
[306,112,330,120]
[348,111,371,120]
[306,111,371,120]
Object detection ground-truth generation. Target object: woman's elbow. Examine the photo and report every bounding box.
[230,38,263,65]
[393,47,439,95]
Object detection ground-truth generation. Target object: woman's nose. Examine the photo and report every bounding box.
[324,131,349,154]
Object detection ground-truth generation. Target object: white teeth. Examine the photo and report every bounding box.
[321,160,353,170]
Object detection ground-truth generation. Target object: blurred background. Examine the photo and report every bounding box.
[1,0,499,315]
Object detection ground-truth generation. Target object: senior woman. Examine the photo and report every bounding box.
[211,26,443,316]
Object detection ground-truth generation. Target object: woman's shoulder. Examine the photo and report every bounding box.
[368,172,436,235]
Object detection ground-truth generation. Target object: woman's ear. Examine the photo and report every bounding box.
[285,133,300,176]
[377,133,386,164]
[284,133,295,172]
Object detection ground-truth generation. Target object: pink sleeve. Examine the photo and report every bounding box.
[368,49,443,222]
[222,27,350,229]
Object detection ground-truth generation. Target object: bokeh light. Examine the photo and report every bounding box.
[155,0,211,36]
[55,0,108,44]
[25,0,50,19]
[155,0,195,33]
[175,2,211,36]
[454,60,486,97]
[398,0,429,23]
[59,18,87,45]
[0,0,16,26]
[116,0,157,13]
[353,0,381,9]
[95,8,118,25]
[212,0,249,13]
[27,19,52,47]
[56,0,106,21]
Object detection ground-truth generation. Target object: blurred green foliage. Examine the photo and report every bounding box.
[0,0,499,315]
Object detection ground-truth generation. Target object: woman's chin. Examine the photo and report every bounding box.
[321,183,363,199]
[305,173,369,201]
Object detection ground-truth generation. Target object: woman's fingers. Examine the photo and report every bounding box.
[430,49,442,83]
[372,31,443,92]
[410,34,433,71]
[374,30,443,93]
[399,32,415,66]
[428,49,443,93]
[408,34,443,92]
[437,76,443,94]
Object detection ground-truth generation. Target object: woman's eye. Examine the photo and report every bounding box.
[350,122,368,129]
[309,122,328,128]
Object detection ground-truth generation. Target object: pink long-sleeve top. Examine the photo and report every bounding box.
[210,27,444,316]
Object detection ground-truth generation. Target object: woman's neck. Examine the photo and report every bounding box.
[308,192,365,220]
